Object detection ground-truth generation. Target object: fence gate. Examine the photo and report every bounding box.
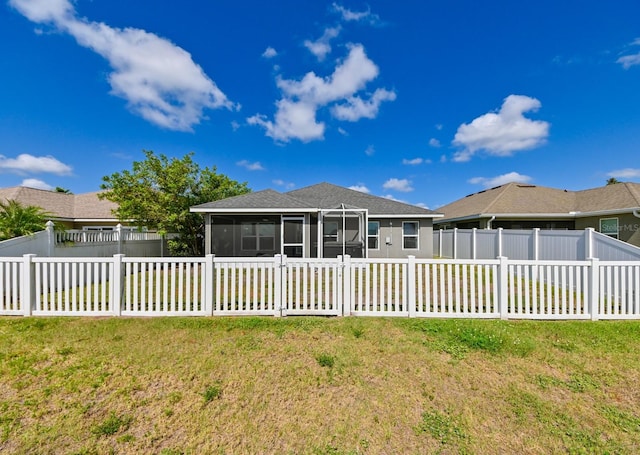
[280,257,343,316]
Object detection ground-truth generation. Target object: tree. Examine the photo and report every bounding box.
[0,200,51,240]
[606,177,621,185]
[100,150,250,256]
[55,187,72,194]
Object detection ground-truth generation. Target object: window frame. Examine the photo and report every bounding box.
[402,221,419,250]
[367,220,380,250]
[599,217,619,239]
[241,221,276,252]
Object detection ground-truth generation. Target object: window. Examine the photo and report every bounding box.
[324,221,338,242]
[599,217,619,239]
[241,222,275,251]
[402,221,419,249]
[368,221,380,250]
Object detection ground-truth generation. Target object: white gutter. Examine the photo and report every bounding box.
[486,215,495,230]
[633,209,640,219]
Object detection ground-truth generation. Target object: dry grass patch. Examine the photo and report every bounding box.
[1,317,640,453]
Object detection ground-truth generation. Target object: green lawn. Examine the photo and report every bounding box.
[1,316,640,454]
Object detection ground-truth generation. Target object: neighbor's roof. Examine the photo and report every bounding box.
[0,186,117,220]
[191,182,442,217]
[436,182,640,223]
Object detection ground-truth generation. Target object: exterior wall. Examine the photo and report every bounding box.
[438,218,574,230]
[368,218,433,259]
[576,213,640,248]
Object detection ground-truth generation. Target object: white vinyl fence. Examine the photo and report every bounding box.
[435,227,640,261]
[2,254,640,320]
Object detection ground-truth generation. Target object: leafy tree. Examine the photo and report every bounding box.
[55,187,72,194]
[100,150,250,256]
[606,177,621,185]
[0,200,52,240]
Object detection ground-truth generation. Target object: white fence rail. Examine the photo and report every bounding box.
[435,227,640,261]
[3,255,640,320]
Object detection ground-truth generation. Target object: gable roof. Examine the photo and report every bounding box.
[0,186,117,221]
[436,182,640,223]
[191,182,442,217]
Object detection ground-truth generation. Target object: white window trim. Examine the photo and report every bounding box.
[323,221,339,242]
[368,221,380,251]
[599,217,619,239]
[402,221,420,250]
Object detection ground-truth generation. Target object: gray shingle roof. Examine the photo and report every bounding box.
[288,182,439,216]
[191,182,441,217]
[191,189,313,210]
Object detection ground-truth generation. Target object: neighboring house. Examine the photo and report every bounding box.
[191,182,443,258]
[435,182,640,247]
[0,186,123,231]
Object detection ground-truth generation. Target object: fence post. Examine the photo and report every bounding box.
[111,254,124,316]
[497,228,503,258]
[21,254,36,316]
[116,224,123,255]
[471,228,477,260]
[498,256,509,320]
[438,229,443,257]
[204,254,215,316]
[453,228,458,259]
[533,228,540,261]
[342,255,352,316]
[407,255,416,318]
[274,254,284,317]
[45,221,55,257]
[585,228,594,260]
[589,257,600,321]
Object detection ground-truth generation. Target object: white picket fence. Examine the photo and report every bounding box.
[1,254,639,320]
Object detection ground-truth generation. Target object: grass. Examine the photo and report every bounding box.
[1,317,640,454]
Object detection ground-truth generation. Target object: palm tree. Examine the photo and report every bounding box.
[0,200,51,240]
[606,177,621,185]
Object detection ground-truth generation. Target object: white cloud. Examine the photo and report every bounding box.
[435,124,443,130]
[468,172,533,188]
[452,95,550,162]
[332,3,381,25]
[231,120,240,131]
[617,39,640,69]
[607,168,640,179]
[248,44,395,142]
[337,127,348,136]
[272,179,295,189]
[364,145,375,156]
[21,178,54,190]
[10,0,234,132]
[382,178,413,193]
[0,154,72,175]
[402,158,423,165]
[349,184,370,193]
[236,160,264,171]
[331,88,396,121]
[428,138,441,148]
[304,26,341,61]
[262,46,278,58]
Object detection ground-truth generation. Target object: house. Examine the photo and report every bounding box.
[0,186,122,231]
[190,182,443,258]
[435,182,640,247]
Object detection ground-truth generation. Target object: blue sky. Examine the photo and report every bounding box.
[2,0,640,209]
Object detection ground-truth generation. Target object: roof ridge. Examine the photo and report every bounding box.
[481,183,514,214]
